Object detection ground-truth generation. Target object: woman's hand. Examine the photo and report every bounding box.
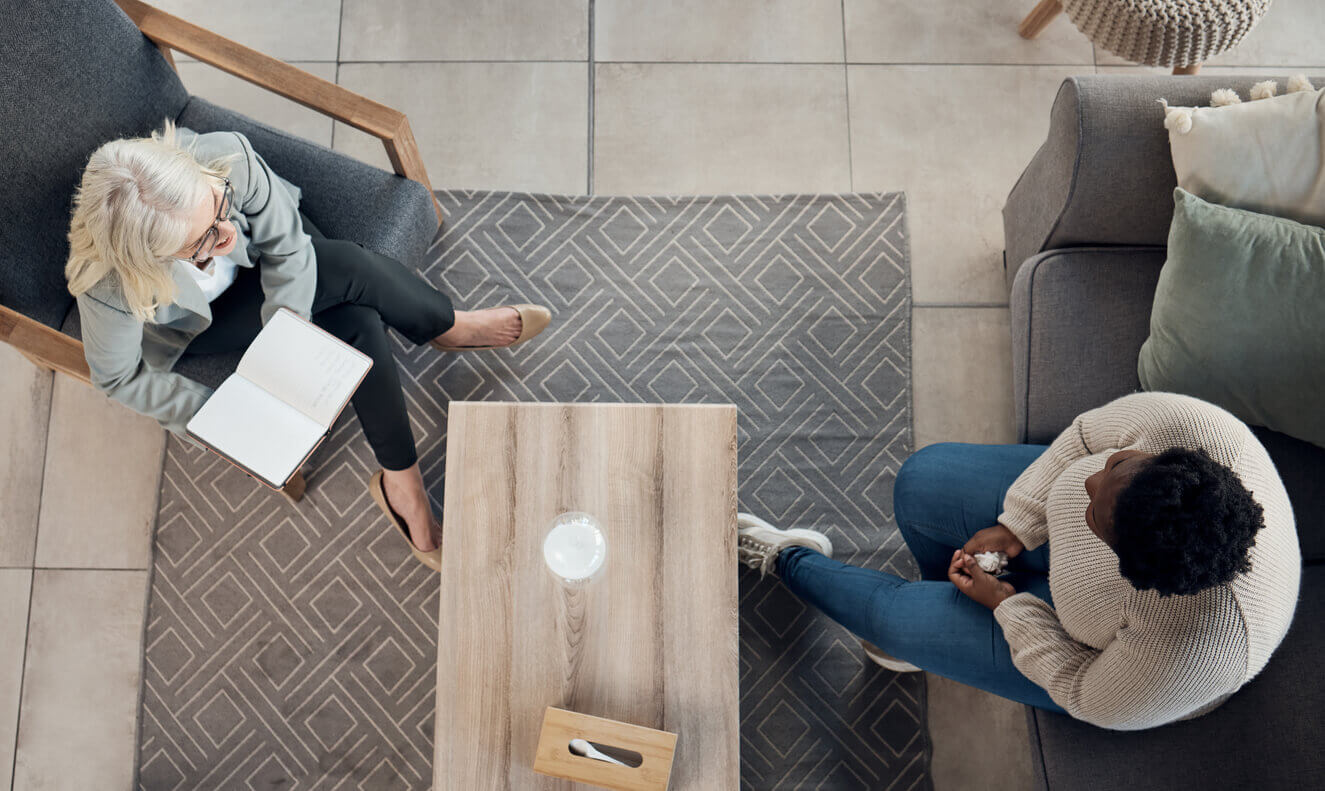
[948,550,1017,610]
[962,523,1026,559]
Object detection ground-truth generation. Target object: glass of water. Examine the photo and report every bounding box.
[543,511,607,584]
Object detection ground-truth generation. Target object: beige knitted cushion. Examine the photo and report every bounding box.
[1063,0,1272,68]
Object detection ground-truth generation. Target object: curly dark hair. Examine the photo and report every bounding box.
[1112,447,1265,597]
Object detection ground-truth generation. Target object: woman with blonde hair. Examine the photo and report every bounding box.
[66,121,551,570]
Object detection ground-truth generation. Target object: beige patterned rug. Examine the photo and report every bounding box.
[136,191,928,790]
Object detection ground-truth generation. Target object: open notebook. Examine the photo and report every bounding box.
[186,308,372,488]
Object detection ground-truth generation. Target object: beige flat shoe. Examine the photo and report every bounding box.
[429,304,552,352]
[369,470,442,572]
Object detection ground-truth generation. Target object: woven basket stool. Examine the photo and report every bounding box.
[1018,0,1273,74]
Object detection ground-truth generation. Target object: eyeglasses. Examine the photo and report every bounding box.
[186,178,234,265]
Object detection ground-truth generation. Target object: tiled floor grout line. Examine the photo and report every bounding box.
[328,58,1099,66]
[14,567,152,573]
[331,0,344,149]
[914,303,1010,309]
[10,366,55,789]
[336,0,345,63]
[587,0,596,195]
[21,370,54,576]
[8,568,33,789]
[14,564,151,569]
[195,57,1325,69]
[336,58,590,64]
[840,0,854,192]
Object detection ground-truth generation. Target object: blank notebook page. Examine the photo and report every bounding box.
[186,376,325,486]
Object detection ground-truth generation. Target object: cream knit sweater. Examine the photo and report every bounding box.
[993,392,1300,731]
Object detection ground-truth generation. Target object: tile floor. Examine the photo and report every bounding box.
[5,0,1325,788]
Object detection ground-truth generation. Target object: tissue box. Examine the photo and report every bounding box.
[532,707,678,790]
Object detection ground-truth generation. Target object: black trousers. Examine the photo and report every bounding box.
[186,215,454,470]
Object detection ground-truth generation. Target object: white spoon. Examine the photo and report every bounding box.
[569,738,628,767]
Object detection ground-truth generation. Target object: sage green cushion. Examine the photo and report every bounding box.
[1138,188,1325,448]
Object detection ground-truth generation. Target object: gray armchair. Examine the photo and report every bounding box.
[2,0,441,498]
[1004,75,1325,790]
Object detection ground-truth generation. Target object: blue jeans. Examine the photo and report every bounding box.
[777,442,1067,713]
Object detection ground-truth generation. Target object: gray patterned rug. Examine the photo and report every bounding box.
[136,191,927,790]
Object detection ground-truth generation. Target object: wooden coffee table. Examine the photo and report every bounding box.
[434,402,739,790]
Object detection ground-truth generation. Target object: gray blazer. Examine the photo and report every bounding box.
[76,128,318,440]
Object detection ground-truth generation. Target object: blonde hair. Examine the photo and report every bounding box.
[65,119,238,321]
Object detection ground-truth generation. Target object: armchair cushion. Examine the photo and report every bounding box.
[2,0,189,329]
[175,97,439,270]
[1010,246,1166,444]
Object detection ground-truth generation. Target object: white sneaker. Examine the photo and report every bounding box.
[861,640,922,673]
[737,513,833,577]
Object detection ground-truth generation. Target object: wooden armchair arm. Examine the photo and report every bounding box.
[112,0,442,225]
[0,305,310,500]
[0,305,91,384]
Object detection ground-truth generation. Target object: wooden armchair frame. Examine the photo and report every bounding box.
[116,0,444,220]
[2,0,448,500]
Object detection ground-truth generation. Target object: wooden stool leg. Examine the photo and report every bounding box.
[1173,63,1202,75]
[283,470,307,502]
[1019,0,1063,39]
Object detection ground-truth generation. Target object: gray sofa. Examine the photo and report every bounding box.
[1004,75,1325,790]
[2,1,438,390]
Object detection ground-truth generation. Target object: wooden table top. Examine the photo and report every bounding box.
[434,402,739,790]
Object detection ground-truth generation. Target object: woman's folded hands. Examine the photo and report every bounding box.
[948,550,1017,610]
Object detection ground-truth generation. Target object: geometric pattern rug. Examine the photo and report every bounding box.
[136,191,928,790]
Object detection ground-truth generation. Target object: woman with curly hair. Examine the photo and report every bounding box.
[738,392,1301,730]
